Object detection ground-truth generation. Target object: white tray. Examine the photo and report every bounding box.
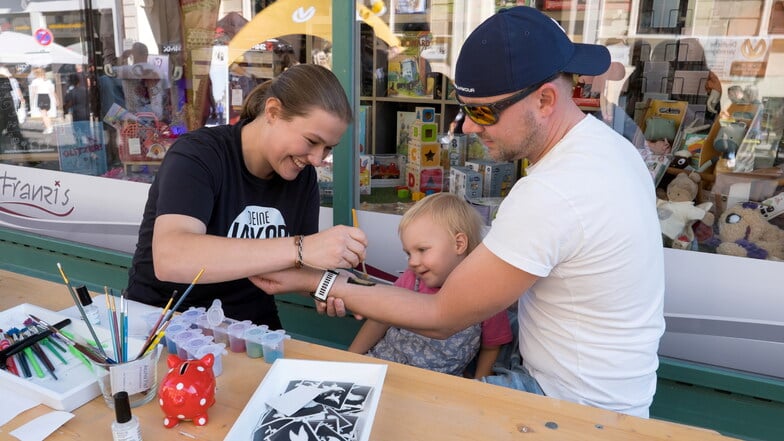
[0,303,147,411]
[224,359,387,441]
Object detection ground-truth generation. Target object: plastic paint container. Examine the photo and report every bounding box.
[211,324,229,346]
[163,323,187,354]
[243,325,269,358]
[261,332,286,363]
[206,299,225,329]
[172,330,203,360]
[183,335,214,360]
[227,321,253,353]
[194,343,227,377]
[180,307,206,328]
[195,314,213,336]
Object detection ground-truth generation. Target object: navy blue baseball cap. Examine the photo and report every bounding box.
[454,6,610,98]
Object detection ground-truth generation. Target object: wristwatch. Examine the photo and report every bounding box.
[312,270,339,302]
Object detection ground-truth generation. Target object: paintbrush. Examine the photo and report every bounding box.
[27,314,114,364]
[0,318,70,367]
[135,290,176,360]
[137,269,204,359]
[56,263,107,358]
[141,319,172,358]
[351,209,370,280]
[162,268,204,322]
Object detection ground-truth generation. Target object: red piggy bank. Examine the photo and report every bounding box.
[158,353,216,428]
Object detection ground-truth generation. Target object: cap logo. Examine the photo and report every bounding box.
[455,85,475,93]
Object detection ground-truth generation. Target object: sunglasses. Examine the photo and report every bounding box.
[456,75,558,126]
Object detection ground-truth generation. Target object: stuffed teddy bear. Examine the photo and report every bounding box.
[656,172,714,249]
[712,201,784,260]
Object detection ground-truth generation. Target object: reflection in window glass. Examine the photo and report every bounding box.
[1,0,783,260]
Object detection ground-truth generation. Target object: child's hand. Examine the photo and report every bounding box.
[315,297,364,320]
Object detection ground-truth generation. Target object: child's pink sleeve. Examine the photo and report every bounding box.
[481,310,513,346]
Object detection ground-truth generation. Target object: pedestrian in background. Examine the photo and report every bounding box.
[29,67,57,134]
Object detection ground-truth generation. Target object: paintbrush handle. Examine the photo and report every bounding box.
[135,314,165,360]
[161,268,205,325]
[57,266,107,358]
[0,319,70,363]
[28,315,113,364]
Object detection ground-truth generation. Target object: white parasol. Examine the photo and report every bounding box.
[0,31,86,65]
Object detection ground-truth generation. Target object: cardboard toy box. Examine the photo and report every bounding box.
[55,122,108,176]
[466,133,491,160]
[468,197,504,226]
[415,106,436,123]
[396,108,439,156]
[639,99,689,184]
[395,111,417,156]
[358,104,372,154]
[371,154,405,188]
[387,32,434,98]
[439,134,467,190]
[701,103,762,174]
[407,163,443,194]
[441,133,467,168]
[317,154,372,200]
[641,99,689,149]
[359,154,372,195]
[449,166,483,199]
[408,141,442,167]
[465,159,516,197]
[411,121,438,143]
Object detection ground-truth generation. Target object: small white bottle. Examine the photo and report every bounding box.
[112,391,143,441]
[76,285,101,327]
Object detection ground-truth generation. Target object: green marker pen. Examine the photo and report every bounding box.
[41,338,68,365]
[23,346,44,378]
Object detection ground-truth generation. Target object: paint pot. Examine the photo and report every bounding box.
[183,335,214,360]
[194,343,228,377]
[227,320,253,353]
[163,323,187,354]
[243,325,270,358]
[261,332,289,363]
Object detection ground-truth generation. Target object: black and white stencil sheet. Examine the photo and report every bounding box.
[252,380,372,441]
[223,360,387,441]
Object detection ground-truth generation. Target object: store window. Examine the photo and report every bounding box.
[1,0,783,261]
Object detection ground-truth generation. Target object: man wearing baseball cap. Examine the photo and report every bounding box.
[254,6,665,418]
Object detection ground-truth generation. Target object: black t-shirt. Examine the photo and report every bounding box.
[126,120,319,327]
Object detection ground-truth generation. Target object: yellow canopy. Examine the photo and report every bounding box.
[227,0,400,64]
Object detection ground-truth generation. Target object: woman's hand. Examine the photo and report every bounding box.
[249,267,320,294]
[302,225,367,270]
[251,269,363,320]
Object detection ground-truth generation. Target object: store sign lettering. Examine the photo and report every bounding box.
[60,144,103,157]
[730,61,767,78]
[163,43,182,53]
[0,171,74,217]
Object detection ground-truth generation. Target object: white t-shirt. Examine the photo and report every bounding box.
[483,115,665,418]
